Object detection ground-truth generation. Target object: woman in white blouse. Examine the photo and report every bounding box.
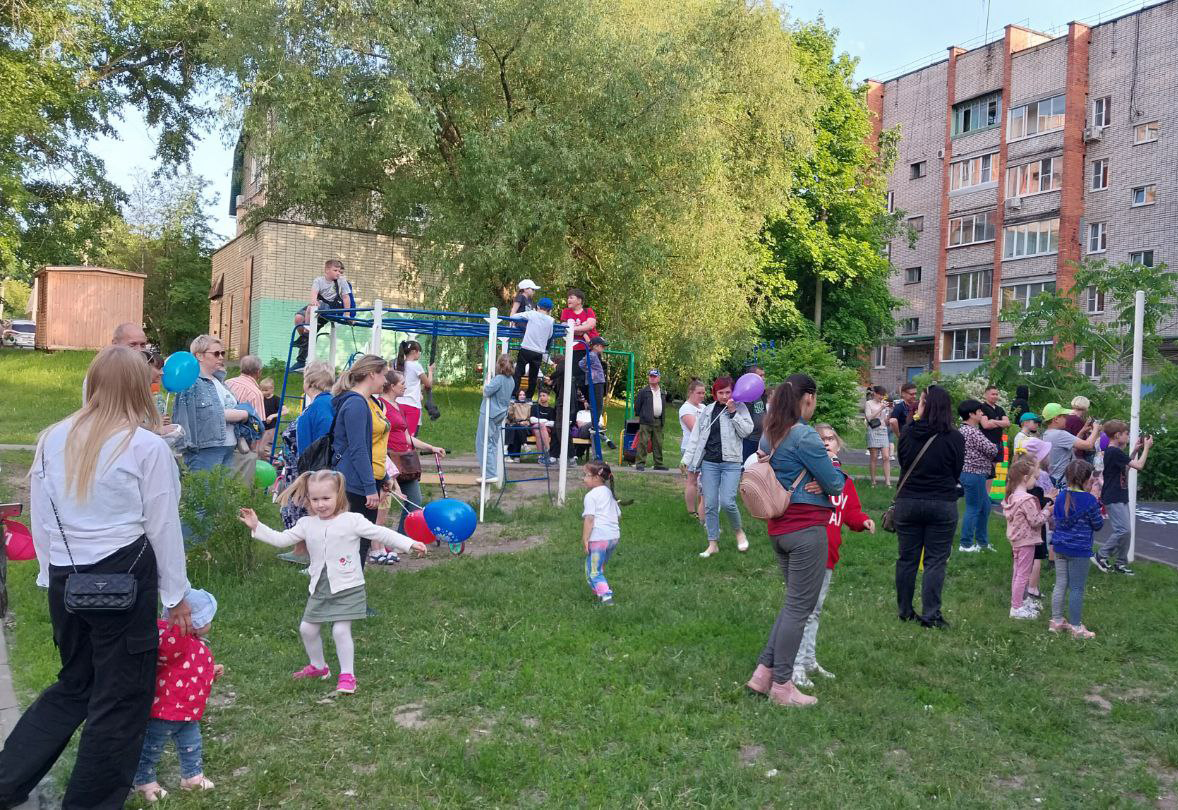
[0,346,192,809]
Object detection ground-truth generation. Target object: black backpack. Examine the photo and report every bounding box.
[296,395,350,473]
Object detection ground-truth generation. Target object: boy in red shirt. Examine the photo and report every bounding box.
[134,589,223,802]
[794,425,874,688]
[559,288,598,393]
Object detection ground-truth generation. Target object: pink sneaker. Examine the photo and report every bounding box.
[1048,619,1071,634]
[292,664,331,680]
[1069,624,1096,639]
[745,664,772,695]
[336,673,357,694]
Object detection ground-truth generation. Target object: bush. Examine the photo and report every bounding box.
[180,465,279,582]
[754,336,861,430]
[913,369,1004,411]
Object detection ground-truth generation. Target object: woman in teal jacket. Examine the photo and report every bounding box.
[476,354,516,483]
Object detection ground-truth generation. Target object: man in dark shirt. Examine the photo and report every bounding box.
[889,382,917,437]
[978,385,1009,466]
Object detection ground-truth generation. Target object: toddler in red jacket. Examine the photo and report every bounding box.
[793,425,875,688]
[133,588,222,803]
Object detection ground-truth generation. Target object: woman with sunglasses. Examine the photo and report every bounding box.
[172,335,250,472]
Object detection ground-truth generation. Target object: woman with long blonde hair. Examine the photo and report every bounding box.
[0,346,192,808]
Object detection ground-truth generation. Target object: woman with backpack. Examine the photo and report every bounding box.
[744,374,844,708]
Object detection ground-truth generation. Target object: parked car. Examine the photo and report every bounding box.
[2,319,35,348]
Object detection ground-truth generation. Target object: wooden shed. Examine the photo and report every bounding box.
[33,266,146,351]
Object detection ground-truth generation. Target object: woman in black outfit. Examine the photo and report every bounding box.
[894,385,965,628]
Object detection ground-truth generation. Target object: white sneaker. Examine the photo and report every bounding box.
[1009,605,1037,619]
[792,667,814,688]
[504,457,519,464]
[1021,599,1041,616]
[808,662,836,680]
[957,544,978,553]
[736,532,749,553]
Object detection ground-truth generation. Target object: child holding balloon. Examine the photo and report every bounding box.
[238,470,427,694]
[582,460,622,605]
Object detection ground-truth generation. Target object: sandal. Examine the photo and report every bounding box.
[1069,624,1096,639]
[134,783,168,803]
[181,774,215,791]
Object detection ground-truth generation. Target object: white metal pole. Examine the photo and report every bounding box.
[1128,289,1145,562]
[479,307,500,520]
[557,320,575,505]
[307,306,318,365]
[370,298,383,356]
[328,321,338,369]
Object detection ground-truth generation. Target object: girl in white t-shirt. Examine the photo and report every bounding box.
[582,460,621,605]
[678,380,706,522]
[394,340,433,437]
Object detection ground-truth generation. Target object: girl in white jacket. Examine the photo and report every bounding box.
[238,470,426,694]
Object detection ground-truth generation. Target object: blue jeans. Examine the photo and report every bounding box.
[1052,552,1091,626]
[183,444,235,473]
[586,538,619,598]
[475,415,504,479]
[958,472,991,548]
[134,719,203,785]
[396,478,422,534]
[700,460,742,541]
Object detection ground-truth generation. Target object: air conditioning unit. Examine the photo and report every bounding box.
[937,148,946,159]
[1083,126,1104,143]
[1005,196,1022,210]
[235,194,244,208]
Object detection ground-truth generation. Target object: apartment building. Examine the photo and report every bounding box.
[868,0,1178,391]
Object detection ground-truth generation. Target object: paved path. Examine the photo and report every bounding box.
[0,445,34,452]
[1130,502,1178,568]
[0,622,43,807]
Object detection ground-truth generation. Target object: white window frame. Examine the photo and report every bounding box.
[1087,222,1107,254]
[1129,250,1155,267]
[1080,355,1102,380]
[886,190,895,213]
[1091,96,1111,128]
[950,152,999,192]
[873,345,887,369]
[941,327,991,362]
[910,161,927,180]
[1090,159,1109,191]
[945,268,993,306]
[1131,184,1157,207]
[1133,121,1160,144]
[1084,285,1106,315]
[900,317,919,335]
[953,92,1002,137]
[908,215,924,233]
[1002,280,1056,310]
[1006,157,1061,198]
[1003,218,1060,260]
[947,210,996,248]
[1009,343,1050,371]
[904,266,922,284]
[1008,94,1066,141]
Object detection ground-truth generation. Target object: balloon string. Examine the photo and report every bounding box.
[387,488,425,513]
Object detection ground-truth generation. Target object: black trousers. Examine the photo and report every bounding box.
[513,349,544,399]
[894,498,960,621]
[347,491,377,567]
[0,540,159,809]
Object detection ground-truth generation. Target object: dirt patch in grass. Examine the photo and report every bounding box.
[1153,759,1178,810]
[1084,690,1112,713]
[373,525,548,574]
[739,744,765,766]
[393,703,431,730]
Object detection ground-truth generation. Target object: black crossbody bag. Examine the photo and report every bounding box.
[43,453,147,614]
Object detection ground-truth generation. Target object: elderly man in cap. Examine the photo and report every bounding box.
[633,369,668,471]
[510,279,541,315]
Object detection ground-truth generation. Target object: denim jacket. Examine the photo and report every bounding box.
[171,376,230,453]
[759,422,844,508]
[682,402,753,468]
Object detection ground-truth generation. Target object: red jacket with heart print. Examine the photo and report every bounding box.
[151,619,218,722]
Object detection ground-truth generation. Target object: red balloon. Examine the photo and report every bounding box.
[4,521,35,561]
[404,509,436,545]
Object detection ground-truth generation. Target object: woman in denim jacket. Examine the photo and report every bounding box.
[744,374,844,708]
[172,335,249,472]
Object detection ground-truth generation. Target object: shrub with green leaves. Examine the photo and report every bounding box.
[180,466,278,583]
[754,336,860,430]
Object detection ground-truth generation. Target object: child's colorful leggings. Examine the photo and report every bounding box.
[1051,552,1090,626]
[1010,545,1036,609]
[585,539,619,598]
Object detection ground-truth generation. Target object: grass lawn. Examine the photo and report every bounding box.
[4,445,1178,807]
[0,350,95,444]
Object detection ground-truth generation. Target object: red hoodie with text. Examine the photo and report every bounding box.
[825,466,870,569]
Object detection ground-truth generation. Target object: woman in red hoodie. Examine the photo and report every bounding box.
[795,424,875,687]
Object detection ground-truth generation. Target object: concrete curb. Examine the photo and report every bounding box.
[0,620,43,808]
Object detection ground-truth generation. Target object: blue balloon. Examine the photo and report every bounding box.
[423,498,477,545]
[162,351,200,393]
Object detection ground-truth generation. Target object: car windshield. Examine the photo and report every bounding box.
[11,323,34,333]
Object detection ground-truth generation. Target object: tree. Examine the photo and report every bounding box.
[217,0,819,382]
[755,20,902,365]
[1,0,218,280]
[754,336,861,429]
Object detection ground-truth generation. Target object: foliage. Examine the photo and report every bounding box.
[94,173,213,352]
[0,279,31,318]
[755,20,901,365]
[1,0,218,280]
[753,335,860,429]
[180,466,274,583]
[912,369,1005,411]
[216,0,819,383]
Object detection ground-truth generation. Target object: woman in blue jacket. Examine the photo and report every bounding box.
[330,355,389,566]
[745,373,844,709]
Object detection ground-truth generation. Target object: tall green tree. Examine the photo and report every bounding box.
[756,20,901,365]
[217,0,818,382]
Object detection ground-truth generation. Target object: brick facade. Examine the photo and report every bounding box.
[869,0,1178,393]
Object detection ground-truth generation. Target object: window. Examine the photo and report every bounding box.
[1003,218,1059,259]
[1006,157,1062,197]
[1090,159,1109,191]
[1084,285,1106,314]
[886,190,895,213]
[1091,96,1111,128]
[1080,355,1102,379]
[873,345,887,369]
[910,161,927,179]
[1129,250,1155,267]
[953,92,1002,136]
[1087,222,1107,254]
[950,152,998,191]
[1002,280,1056,309]
[1132,184,1157,206]
[942,327,991,362]
[908,216,924,233]
[904,266,922,284]
[1008,94,1066,140]
[1010,344,1049,371]
[900,317,919,335]
[1134,121,1160,144]
[945,268,993,304]
[948,210,996,247]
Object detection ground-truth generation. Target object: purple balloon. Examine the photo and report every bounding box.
[1099,432,1111,452]
[731,372,766,403]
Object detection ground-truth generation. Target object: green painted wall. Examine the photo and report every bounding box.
[251,296,420,368]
